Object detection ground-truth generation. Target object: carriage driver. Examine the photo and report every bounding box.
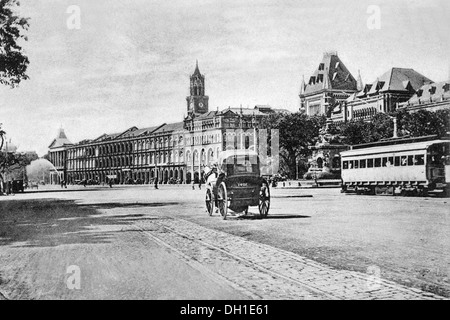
[204,162,219,187]
[204,162,223,211]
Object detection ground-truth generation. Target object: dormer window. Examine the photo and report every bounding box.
[309,76,316,85]
[332,72,338,80]
[317,74,324,82]
[318,63,325,71]
[443,83,450,92]
[376,81,385,91]
[335,62,340,69]
[416,89,423,97]
[429,86,436,94]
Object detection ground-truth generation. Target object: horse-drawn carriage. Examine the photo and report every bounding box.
[205,150,270,220]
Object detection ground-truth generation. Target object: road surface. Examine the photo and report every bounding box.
[0,185,448,299]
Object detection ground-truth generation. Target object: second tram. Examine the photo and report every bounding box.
[340,136,450,196]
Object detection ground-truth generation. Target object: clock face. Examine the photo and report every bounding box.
[199,102,204,108]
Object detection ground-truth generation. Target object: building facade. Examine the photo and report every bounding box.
[49,63,284,185]
[397,80,450,113]
[300,53,445,180]
[299,51,360,118]
[339,68,433,122]
[48,128,73,184]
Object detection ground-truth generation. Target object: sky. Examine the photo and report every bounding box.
[1,0,449,156]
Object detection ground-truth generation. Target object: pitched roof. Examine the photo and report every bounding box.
[116,125,162,139]
[405,80,450,106]
[366,68,433,95]
[302,52,358,96]
[48,128,73,149]
[153,122,185,134]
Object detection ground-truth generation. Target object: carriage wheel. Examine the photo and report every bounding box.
[259,182,270,218]
[217,182,228,220]
[205,188,214,216]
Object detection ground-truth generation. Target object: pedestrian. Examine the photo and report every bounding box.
[109,179,113,188]
[192,180,195,190]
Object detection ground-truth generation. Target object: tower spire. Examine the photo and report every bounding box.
[300,75,306,95]
[194,59,200,75]
[357,69,364,91]
[323,68,331,90]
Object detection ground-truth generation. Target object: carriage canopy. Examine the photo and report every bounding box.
[217,150,260,176]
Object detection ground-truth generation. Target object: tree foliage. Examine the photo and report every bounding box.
[0,0,30,87]
[260,112,325,178]
[339,113,394,145]
[259,109,449,178]
[397,109,450,138]
[336,110,450,146]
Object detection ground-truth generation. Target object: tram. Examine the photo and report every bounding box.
[340,136,450,196]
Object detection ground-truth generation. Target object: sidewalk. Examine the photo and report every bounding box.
[274,180,341,189]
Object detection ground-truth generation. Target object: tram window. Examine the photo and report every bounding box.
[375,158,381,167]
[349,161,353,169]
[382,157,388,167]
[415,155,424,165]
[354,160,359,169]
[360,159,366,168]
[388,157,394,167]
[367,159,374,168]
[394,156,400,166]
[407,155,414,166]
[343,161,349,170]
[445,156,450,165]
[401,156,407,166]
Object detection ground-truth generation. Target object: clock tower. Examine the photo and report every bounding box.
[186,60,209,115]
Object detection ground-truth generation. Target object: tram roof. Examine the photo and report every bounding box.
[341,138,450,157]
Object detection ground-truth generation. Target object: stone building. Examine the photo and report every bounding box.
[49,63,284,185]
[339,68,433,122]
[397,80,450,113]
[48,128,73,184]
[300,54,435,180]
[299,51,359,117]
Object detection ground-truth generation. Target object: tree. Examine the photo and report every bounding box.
[0,0,30,87]
[397,109,450,138]
[260,112,325,179]
[339,113,394,145]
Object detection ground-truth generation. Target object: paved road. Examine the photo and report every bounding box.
[0,185,448,299]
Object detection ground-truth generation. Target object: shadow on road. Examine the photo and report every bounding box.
[236,214,311,220]
[77,202,179,209]
[0,199,178,248]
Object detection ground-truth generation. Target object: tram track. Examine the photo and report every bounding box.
[132,217,445,300]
